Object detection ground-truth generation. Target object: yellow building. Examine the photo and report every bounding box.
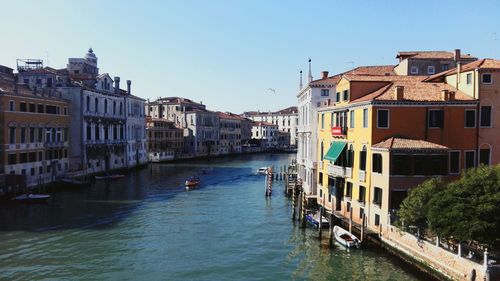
[316,74,478,232]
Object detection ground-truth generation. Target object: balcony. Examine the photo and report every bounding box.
[44,141,66,148]
[327,164,352,178]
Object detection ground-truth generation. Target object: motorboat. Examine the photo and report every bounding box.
[257,167,269,175]
[333,225,361,248]
[60,177,89,186]
[95,174,125,180]
[306,212,330,228]
[185,177,200,188]
[13,193,51,202]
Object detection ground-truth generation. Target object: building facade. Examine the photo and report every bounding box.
[393,49,477,76]
[146,116,183,161]
[0,68,70,192]
[251,121,278,149]
[243,106,298,147]
[316,74,478,233]
[218,112,242,154]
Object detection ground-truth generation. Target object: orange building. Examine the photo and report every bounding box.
[0,67,70,194]
[317,74,478,232]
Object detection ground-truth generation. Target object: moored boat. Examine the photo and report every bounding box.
[306,212,330,228]
[60,177,89,186]
[257,167,269,175]
[13,193,51,202]
[95,174,125,180]
[333,225,361,248]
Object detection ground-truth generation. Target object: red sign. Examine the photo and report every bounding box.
[331,126,344,136]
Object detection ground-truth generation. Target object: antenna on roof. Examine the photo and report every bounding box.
[299,70,303,90]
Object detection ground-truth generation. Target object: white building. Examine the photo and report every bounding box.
[125,80,147,167]
[186,109,219,157]
[243,106,298,147]
[251,121,278,149]
[297,65,339,197]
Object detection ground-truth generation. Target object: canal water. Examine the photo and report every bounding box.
[0,153,425,280]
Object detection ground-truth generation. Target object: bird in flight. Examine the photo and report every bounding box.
[267,88,276,94]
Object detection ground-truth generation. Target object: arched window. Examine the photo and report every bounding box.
[113,101,116,115]
[94,98,98,113]
[104,99,108,114]
[348,144,354,168]
[119,102,123,115]
[86,96,90,111]
[359,145,367,171]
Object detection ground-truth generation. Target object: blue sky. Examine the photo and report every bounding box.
[1,0,499,113]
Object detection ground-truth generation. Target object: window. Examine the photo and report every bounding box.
[465,151,475,169]
[373,187,382,207]
[466,73,472,84]
[349,110,355,128]
[442,64,450,71]
[374,214,380,226]
[38,104,44,113]
[86,125,91,140]
[104,99,108,113]
[29,103,36,113]
[363,109,368,128]
[392,155,412,175]
[20,102,27,112]
[64,107,67,115]
[9,127,15,144]
[359,207,364,219]
[464,109,476,128]
[321,114,325,129]
[47,78,52,87]
[345,182,353,198]
[318,172,323,185]
[377,109,389,128]
[320,142,324,161]
[482,74,492,84]
[428,110,444,128]
[358,186,366,203]
[410,66,418,74]
[359,146,367,171]
[427,65,435,74]
[95,98,98,112]
[29,128,35,143]
[37,128,43,142]
[372,153,383,173]
[8,154,17,165]
[86,96,90,111]
[335,92,340,102]
[36,78,42,85]
[480,106,492,127]
[20,128,26,143]
[343,90,349,101]
[23,78,29,84]
[321,89,329,96]
[9,100,15,111]
[479,148,490,166]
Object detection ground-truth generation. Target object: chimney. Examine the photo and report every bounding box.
[126,80,131,95]
[13,74,18,94]
[321,71,329,79]
[394,86,404,100]
[454,49,461,62]
[441,89,449,101]
[114,76,120,94]
[449,91,455,101]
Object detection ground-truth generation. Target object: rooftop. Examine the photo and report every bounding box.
[423,59,500,82]
[372,137,449,151]
[396,51,476,60]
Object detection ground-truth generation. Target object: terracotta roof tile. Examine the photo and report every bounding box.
[372,137,449,151]
[423,59,500,82]
[309,65,396,87]
[396,51,476,60]
[345,75,474,102]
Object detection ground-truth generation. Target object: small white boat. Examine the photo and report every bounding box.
[334,225,361,248]
[306,212,330,228]
[13,193,51,202]
[257,167,269,175]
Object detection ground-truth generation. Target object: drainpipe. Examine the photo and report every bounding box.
[474,68,479,166]
[424,108,429,141]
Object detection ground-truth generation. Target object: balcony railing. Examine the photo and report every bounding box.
[327,164,351,178]
[359,170,366,182]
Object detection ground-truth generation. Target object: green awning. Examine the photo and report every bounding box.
[324,142,347,162]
